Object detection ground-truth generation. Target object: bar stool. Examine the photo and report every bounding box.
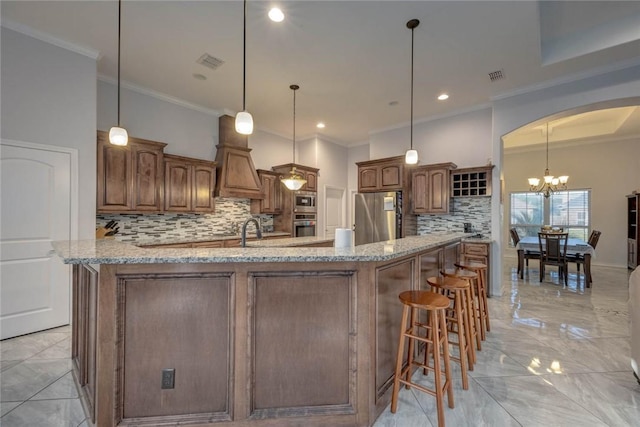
[455,261,490,338]
[427,276,473,386]
[441,268,482,351]
[391,290,454,427]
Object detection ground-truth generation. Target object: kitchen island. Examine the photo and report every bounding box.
[53,234,467,427]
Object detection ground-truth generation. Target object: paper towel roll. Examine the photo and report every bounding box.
[334,228,353,248]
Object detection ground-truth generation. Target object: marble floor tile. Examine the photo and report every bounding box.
[1,360,21,372]
[475,375,608,426]
[0,398,85,427]
[1,332,69,361]
[372,389,433,427]
[31,372,79,400]
[31,337,71,360]
[1,402,21,417]
[0,359,72,402]
[543,337,631,372]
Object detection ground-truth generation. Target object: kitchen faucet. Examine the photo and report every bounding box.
[241,218,262,247]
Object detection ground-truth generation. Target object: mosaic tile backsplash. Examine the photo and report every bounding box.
[417,197,491,237]
[97,198,274,243]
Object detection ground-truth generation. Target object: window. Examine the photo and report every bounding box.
[510,189,591,245]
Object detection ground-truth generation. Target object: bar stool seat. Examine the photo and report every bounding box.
[442,268,482,351]
[391,290,454,427]
[455,261,490,338]
[426,276,474,387]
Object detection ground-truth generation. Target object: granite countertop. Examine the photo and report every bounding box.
[460,236,493,244]
[244,236,334,248]
[131,232,291,247]
[51,233,470,264]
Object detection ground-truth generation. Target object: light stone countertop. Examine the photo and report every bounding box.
[126,232,291,247]
[244,236,334,248]
[51,233,470,264]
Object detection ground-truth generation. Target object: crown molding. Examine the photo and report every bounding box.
[1,18,100,60]
[98,74,220,116]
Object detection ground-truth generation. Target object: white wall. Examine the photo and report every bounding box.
[369,107,493,168]
[249,130,293,171]
[1,27,97,239]
[504,137,640,267]
[97,80,218,160]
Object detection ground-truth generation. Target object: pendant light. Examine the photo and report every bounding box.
[527,123,569,198]
[109,0,128,146]
[235,0,254,135]
[404,19,419,165]
[281,84,307,191]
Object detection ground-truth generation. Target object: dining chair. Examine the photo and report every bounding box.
[538,232,569,285]
[510,228,540,278]
[567,230,601,284]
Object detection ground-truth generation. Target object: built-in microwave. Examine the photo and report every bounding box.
[294,191,316,212]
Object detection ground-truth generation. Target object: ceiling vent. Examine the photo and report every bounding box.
[488,69,505,82]
[197,53,225,70]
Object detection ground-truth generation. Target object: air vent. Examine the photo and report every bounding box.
[197,53,225,70]
[488,69,505,82]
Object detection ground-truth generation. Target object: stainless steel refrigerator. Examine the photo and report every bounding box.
[354,191,403,246]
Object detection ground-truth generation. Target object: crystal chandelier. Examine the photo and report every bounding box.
[527,123,568,198]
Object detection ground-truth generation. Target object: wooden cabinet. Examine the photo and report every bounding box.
[251,170,283,214]
[461,241,491,291]
[72,264,98,422]
[164,154,216,213]
[271,163,319,193]
[97,131,166,213]
[411,163,457,214]
[628,194,639,269]
[451,165,493,197]
[356,156,404,192]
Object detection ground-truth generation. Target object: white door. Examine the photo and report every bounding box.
[1,141,74,339]
[324,186,345,239]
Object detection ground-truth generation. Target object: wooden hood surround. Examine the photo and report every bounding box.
[214,115,264,199]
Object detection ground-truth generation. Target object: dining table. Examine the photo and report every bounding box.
[515,236,596,286]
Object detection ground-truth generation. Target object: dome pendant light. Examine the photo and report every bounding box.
[109,0,128,146]
[235,0,254,135]
[281,84,307,191]
[405,19,420,165]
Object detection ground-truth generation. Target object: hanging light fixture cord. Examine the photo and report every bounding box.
[117,0,122,127]
[292,85,297,161]
[242,0,247,112]
[410,21,414,150]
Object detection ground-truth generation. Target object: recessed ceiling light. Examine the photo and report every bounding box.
[192,73,207,81]
[437,93,449,100]
[316,122,326,129]
[268,7,285,22]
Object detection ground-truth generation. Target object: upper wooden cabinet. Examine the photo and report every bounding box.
[97,131,166,213]
[411,163,457,214]
[271,163,320,193]
[451,165,493,197]
[356,156,405,192]
[251,170,283,214]
[164,154,216,213]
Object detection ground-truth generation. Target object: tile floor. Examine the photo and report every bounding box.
[1,260,638,426]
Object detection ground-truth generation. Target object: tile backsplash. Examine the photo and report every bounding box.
[417,197,491,237]
[97,198,273,243]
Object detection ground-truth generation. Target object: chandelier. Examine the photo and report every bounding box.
[281,84,307,191]
[527,123,568,198]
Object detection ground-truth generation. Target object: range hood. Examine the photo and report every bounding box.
[214,115,265,199]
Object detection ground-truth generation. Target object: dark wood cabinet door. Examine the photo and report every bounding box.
[380,163,403,189]
[411,169,428,213]
[97,138,132,212]
[427,168,449,213]
[192,164,216,213]
[358,166,379,191]
[251,170,282,214]
[164,160,192,212]
[131,145,163,211]
[303,171,318,192]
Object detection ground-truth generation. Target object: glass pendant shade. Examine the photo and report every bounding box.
[109,126,128,146]
[235,111,253,135]
[528,177,540,186]
[405,149,418,165]
[281,168,306,191]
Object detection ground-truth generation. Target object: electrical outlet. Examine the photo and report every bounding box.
[161,368,175,389]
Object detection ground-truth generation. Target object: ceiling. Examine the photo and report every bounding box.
[2,1,640,146]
